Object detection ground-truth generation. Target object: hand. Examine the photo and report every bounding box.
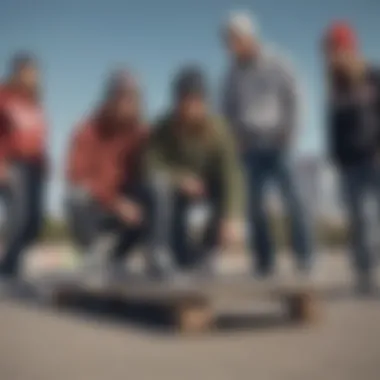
[179,175,206,198]
[219,219,242,247]
[116,198,144,226]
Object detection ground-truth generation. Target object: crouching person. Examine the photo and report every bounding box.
[147,66,244,275]
[66,69,152,275]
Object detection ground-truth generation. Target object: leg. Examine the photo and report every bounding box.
[110,182,170,273]
[371,164,380,243]
[170,192,196,270]
[65,188,103,252]
[23,166,45,246]
[196,178,224,268]
[109,226,142,263]
[0,164,35,276]
[274,158,311,272]
[245,153,274,276]
[341,167,371,278]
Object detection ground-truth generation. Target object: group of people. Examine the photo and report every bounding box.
[0,12,379,293]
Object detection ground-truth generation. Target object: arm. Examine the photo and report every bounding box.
[325,103,339,165]
[371,69,380,149]
[277,59,301,148]
[221,69,235,124]
[0,109,15,179]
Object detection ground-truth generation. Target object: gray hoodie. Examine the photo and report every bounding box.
[222,50,300,151]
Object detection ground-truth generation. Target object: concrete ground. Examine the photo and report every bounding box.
[1,248,380,380]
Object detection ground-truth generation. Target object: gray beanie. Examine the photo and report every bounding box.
[224,11,258,37]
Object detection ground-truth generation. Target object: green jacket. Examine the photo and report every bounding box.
[147,113,244,219]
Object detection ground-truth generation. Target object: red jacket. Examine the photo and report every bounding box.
[0,85,47,165]
[67,116,148,210]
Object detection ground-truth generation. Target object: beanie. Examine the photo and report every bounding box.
[325,21,357,52]
[224,11,258,37]
[173,65,207,100]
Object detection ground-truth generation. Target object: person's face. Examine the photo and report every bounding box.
[17,64,39,90]
[112,92,140,123]
[324,44,355,73]
[225,30,256,61]
[177,95,207,123]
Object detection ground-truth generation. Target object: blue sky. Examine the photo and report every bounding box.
[1,0,379,216]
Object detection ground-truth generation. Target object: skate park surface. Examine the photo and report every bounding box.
[1,246,380,380]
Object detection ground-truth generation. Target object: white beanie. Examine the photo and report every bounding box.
[225,11,258,37]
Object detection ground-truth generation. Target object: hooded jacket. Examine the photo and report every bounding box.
[147,113,244,219]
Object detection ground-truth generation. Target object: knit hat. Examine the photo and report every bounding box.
[224,11,257,37]
[324,21,357,52]
[104,69,139,100]
[173,65,207,100]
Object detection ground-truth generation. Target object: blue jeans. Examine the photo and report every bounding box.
[341,162,380,276]
[244,150,311,275]
[0,162,45,277]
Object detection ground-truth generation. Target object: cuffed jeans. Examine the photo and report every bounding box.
[244,150,311,275]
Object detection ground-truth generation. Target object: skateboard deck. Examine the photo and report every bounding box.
[27,271,319,333]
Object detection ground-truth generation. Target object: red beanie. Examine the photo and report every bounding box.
[325,21,357,52]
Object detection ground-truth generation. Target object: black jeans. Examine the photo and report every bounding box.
[340,162,380,276]
[66,183,154,264]
[0,162,45,276]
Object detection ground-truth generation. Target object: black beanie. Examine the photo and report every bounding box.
[173,65,207,100]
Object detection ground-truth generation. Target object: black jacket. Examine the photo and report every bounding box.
[327,66,380,167]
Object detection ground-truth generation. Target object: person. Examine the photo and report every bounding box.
[323,22,380,293]
[147,66,243,274]
[221,12,311,277]
[0,52,47,280]
[66,69,154,275]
